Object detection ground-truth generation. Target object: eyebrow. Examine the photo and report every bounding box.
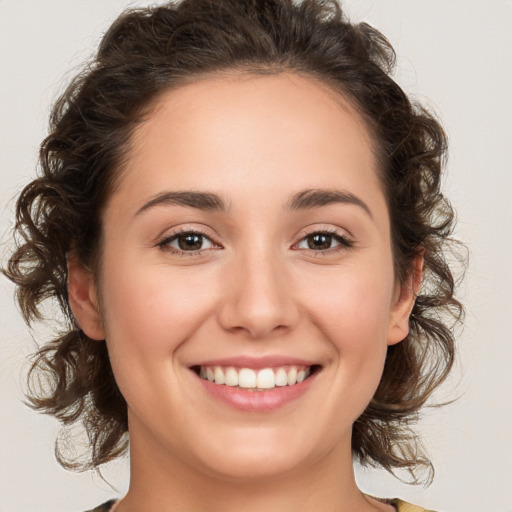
[287,188,373,218]
[135,191,227,216]
[134,187,372,218]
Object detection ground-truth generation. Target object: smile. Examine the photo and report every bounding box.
[196,365,316,390]
[190,357,322,412]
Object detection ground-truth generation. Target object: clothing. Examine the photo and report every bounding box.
[85,498,436,511]
[391,499,437,512]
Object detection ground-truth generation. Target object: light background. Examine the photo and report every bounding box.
[0,1,510,511]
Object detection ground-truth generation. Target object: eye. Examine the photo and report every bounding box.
[296,231,353,251]
[159,231,217,253]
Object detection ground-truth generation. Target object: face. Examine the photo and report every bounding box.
[70,73,415,482]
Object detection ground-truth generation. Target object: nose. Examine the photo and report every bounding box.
[217,246,300,339]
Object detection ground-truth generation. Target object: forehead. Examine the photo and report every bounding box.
[113,72,384,217]
[135,72,375,154]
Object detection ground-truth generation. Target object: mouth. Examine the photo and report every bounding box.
[191,364,322,391]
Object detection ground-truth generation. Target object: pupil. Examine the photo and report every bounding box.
[308,233,332,250]
[178,234,202,251]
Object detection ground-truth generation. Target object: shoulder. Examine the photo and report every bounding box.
[83,500,117,512]
[392,498,437,512]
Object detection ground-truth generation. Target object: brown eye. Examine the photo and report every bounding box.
[160,231,216,253]
[307,233,334,250]
[177,233,204,251]
[296,231,353,252]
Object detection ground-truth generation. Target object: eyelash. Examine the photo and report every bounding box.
[157,228,354,256]
[294,229,355,255]
[157,228,219,256]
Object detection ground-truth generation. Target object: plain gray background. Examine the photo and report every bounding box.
[1,1,511,511]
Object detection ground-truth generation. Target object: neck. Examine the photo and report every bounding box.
[119,430,385,512]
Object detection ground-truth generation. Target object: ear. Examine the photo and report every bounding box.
[67,255,105,340]
[387,252,424,346]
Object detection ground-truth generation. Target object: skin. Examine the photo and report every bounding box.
[69,73,420,512]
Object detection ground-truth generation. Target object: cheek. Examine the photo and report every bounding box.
[99,254,219,359]
[299,262,393,409]
[290,260,393,428]
[97,257,223,425]
[300,262,394,348]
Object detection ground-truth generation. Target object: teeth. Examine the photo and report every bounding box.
[214,366,225,385]
[238,368,257,388]
[256,368,275,389]
[287,366,297,385]
[275,368,288,387]
[197,364,314,390]
[224,367,238,387]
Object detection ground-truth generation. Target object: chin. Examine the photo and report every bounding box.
[188,425,330,483]
[200,452,307,483]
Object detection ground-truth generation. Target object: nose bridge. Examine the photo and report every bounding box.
[218,236,298,338]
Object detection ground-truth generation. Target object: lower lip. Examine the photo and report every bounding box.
[194,371,318,413]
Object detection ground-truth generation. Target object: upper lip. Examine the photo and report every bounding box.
[191,355,319,369]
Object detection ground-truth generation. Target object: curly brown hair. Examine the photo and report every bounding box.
[4,0,463,483]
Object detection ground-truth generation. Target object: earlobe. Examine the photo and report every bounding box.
[67,256,105,341]
[387,252,424,346]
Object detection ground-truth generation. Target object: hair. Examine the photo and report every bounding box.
[4,0,463,483]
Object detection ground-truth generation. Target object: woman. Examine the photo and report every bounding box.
[4,0,462,511]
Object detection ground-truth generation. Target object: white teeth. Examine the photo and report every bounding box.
[224,367,238,387]
[198,364,315,390]
[256,368,275,389]
[214,366,225,385]
[238,368,257,388]
[275,368,288,387]
[287,367,297,385]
